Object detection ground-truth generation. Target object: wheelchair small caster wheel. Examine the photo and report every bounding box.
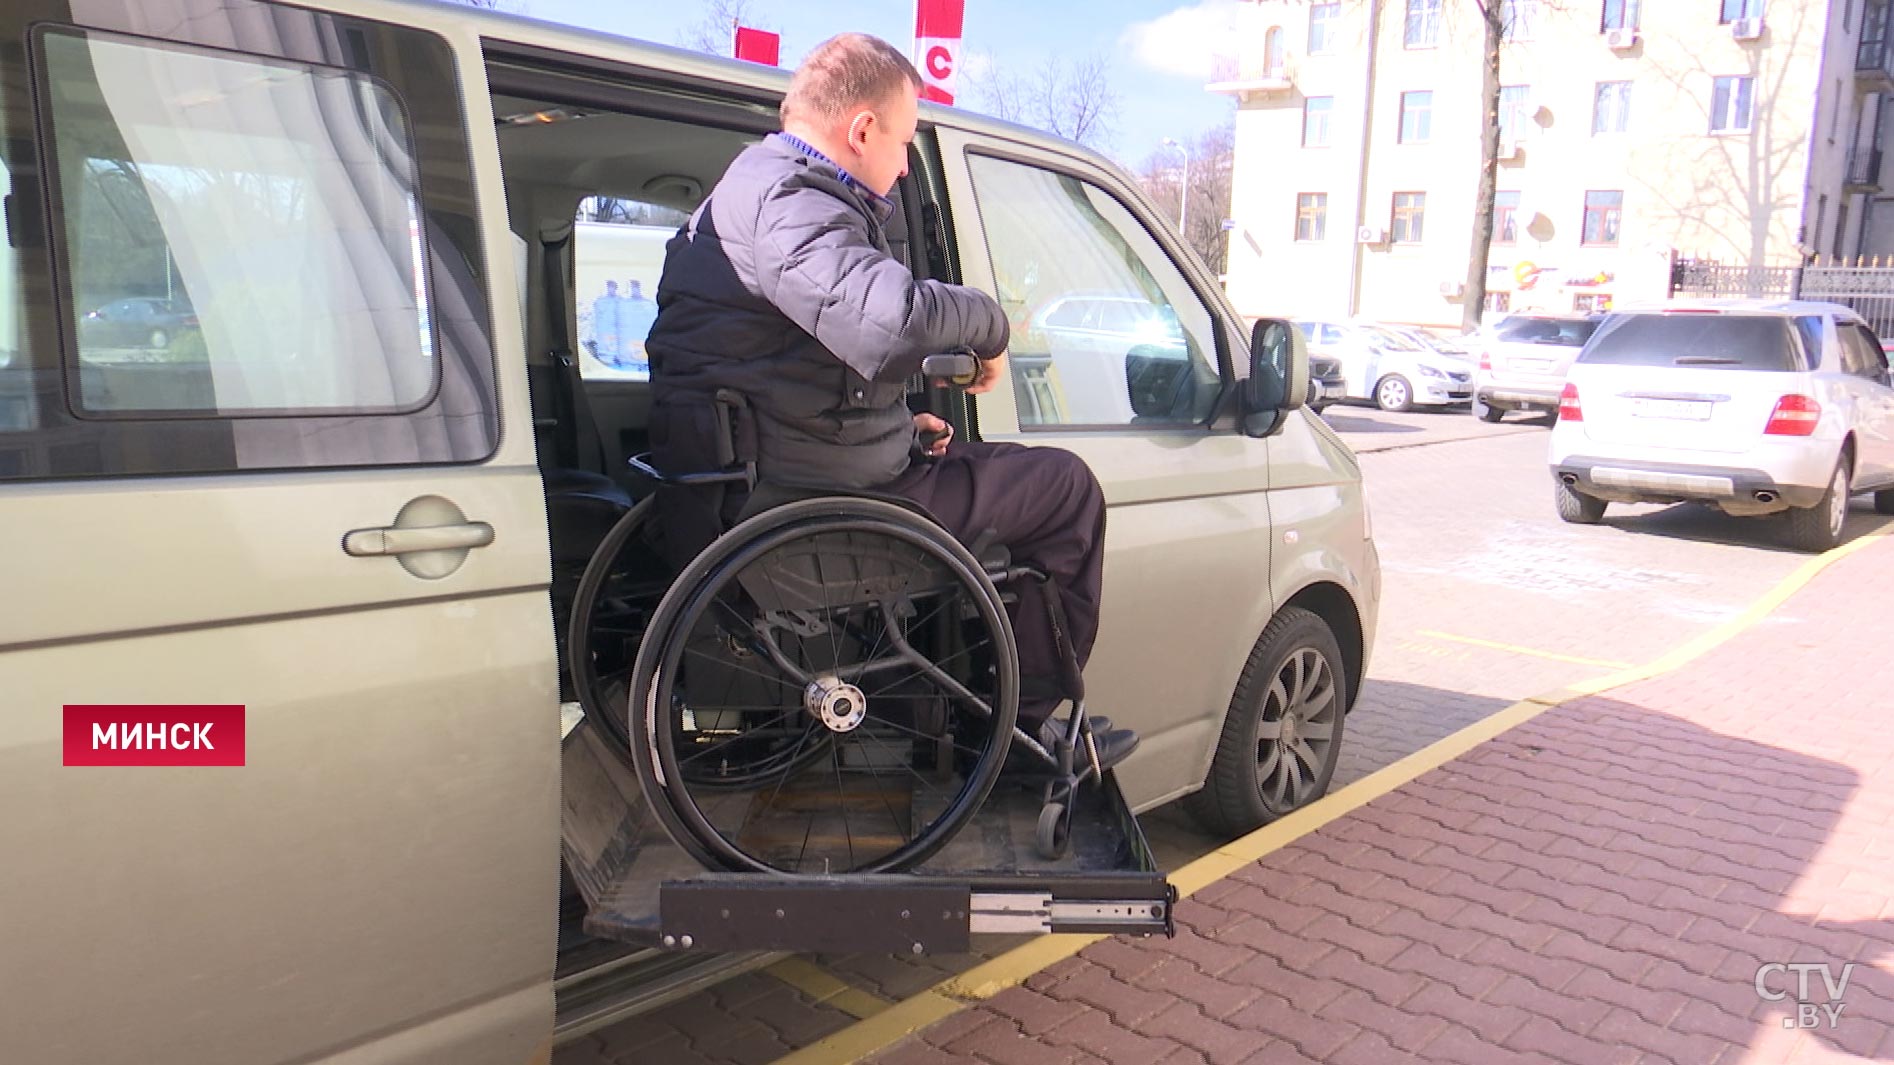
[1035,800,1071,860]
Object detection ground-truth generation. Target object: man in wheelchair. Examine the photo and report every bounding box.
[643,32,1138,778]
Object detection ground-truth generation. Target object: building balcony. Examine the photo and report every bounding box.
[1206,55,1294,101]
[1847,146,1884,191]
[1857,26,1894,90]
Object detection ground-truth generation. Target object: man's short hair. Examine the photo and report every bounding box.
[780,33,923,126]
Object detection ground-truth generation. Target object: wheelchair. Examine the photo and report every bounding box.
[566,358,1111,876]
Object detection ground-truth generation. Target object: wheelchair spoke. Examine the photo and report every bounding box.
[682,644,801,690]
[848,730,915,842]
[862,712,997,764]
[831,741,855,868]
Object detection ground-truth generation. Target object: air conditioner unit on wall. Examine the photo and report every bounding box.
[1439,280,1466,298]
[1497,139,1524,161]
[1356,226,1387,244]
[1604,27,1638,49]
[1731,16,1764,40]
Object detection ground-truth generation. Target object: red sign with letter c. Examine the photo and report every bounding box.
[926,45,954,81]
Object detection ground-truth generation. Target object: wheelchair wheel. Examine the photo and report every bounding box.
[630,497,1019,875]
[567,497,669,751]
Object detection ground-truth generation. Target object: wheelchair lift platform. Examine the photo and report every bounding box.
[561,716,1176,955]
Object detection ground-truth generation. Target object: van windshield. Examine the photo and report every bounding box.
[1579,314,1803,371]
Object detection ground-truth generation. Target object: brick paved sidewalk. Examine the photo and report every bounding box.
[871,536,1894,1065]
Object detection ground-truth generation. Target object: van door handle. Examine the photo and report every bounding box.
[343,521,494,557]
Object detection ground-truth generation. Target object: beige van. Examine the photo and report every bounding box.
[0,2,1379,1062]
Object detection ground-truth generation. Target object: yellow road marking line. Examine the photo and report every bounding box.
[768,530,1888,1065]
[1417,629,1635,670]
[764,958,895,1021]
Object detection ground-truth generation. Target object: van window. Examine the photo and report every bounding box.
[966,155,1220,428]
[1579,313,1803,371]
[42,31,436,414]
[574,198,683,382]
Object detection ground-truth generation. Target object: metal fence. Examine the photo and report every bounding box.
[1671,257,1894,338]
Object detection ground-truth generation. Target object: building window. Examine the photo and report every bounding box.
[1502,0,1540,39]
[1835,201,1850,258]
[1582,190,1623,245]
[1303,96,1334,146]
[1593,81,1632,134]
[1494,191,1521,243]
[1405,0,1442,47]
[1573,293,1612,313]
[1296,193,1328,240]
[1486,291,1512,312]
[1400,91,1433,143]
[1498,85,1532,143]
[1263,27,1286,75]
[1710,75,1754,132]
[1720,0,1764,22]
[1601,0,1641,29]
[1392,191,1426,243]
[1309,2,1340,53]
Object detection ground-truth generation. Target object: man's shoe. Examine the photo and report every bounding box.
[1087,727,1139,772]
[1035,714,1113,749]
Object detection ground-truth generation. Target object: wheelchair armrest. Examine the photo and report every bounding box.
[626,452,755,489]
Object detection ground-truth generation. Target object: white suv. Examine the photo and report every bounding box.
[1548,300,1894,551]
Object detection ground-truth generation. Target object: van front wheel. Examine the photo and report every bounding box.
[1186,607,1346,837]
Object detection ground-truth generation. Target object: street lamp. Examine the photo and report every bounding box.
[1161,138,1190,235]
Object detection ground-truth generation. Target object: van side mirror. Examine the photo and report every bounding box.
[1241,317,1310,437]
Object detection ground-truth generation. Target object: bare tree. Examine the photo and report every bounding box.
[1459,0,1508,331]
[678,0,761,56]
[1137,123,1236,273]
[971,54,1121,151]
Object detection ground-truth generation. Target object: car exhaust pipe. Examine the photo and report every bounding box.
[1559,473,1580,487]
[1754,490,1777,504]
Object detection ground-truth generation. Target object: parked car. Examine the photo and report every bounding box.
[77,296,198,350]
[1309,353,1347,412]
[1295,319,1473,411]
[1468,313,1603,422]
[1548,300,1894,551]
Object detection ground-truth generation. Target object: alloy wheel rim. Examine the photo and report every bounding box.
[1255,647,1337,810]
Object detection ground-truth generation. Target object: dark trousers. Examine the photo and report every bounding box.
[882,441,1106,732]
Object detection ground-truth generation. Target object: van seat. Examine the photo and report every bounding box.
[545,468,634,566]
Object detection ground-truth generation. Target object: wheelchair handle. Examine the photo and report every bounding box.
[921,352,979,386]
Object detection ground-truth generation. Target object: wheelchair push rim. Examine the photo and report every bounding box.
[630,497,1020,876]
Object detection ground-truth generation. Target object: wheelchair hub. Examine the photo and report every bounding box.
[805,674,869,733]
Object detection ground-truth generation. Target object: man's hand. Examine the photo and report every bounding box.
[966,351,1008,395]
[913,412,953,457]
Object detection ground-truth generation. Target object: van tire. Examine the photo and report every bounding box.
[1875,487,1894,515]
[1555,481,1607,524]
[1473,396,1505,423]
[1785,459,1851,553]
[1186,607,1346,838]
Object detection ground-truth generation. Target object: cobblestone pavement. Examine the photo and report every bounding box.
[864,532,1894,1065]
[559,418,1891,1065]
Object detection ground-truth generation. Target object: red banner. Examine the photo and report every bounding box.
[914,0,965,105]
[734,26,780,66]
[64,705,246,767]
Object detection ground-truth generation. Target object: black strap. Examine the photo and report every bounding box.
[542,231,607,474]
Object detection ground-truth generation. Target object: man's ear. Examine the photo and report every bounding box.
[847,110,875,150]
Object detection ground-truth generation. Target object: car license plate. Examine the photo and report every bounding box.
[1511,358,1554,373]
[1630,397,1712,420]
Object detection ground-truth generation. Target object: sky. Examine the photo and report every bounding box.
[504,0,1241,169]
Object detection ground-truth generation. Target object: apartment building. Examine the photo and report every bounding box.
[1210,0,1890,328]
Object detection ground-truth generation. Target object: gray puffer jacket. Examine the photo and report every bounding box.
[646,135,1009,491]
